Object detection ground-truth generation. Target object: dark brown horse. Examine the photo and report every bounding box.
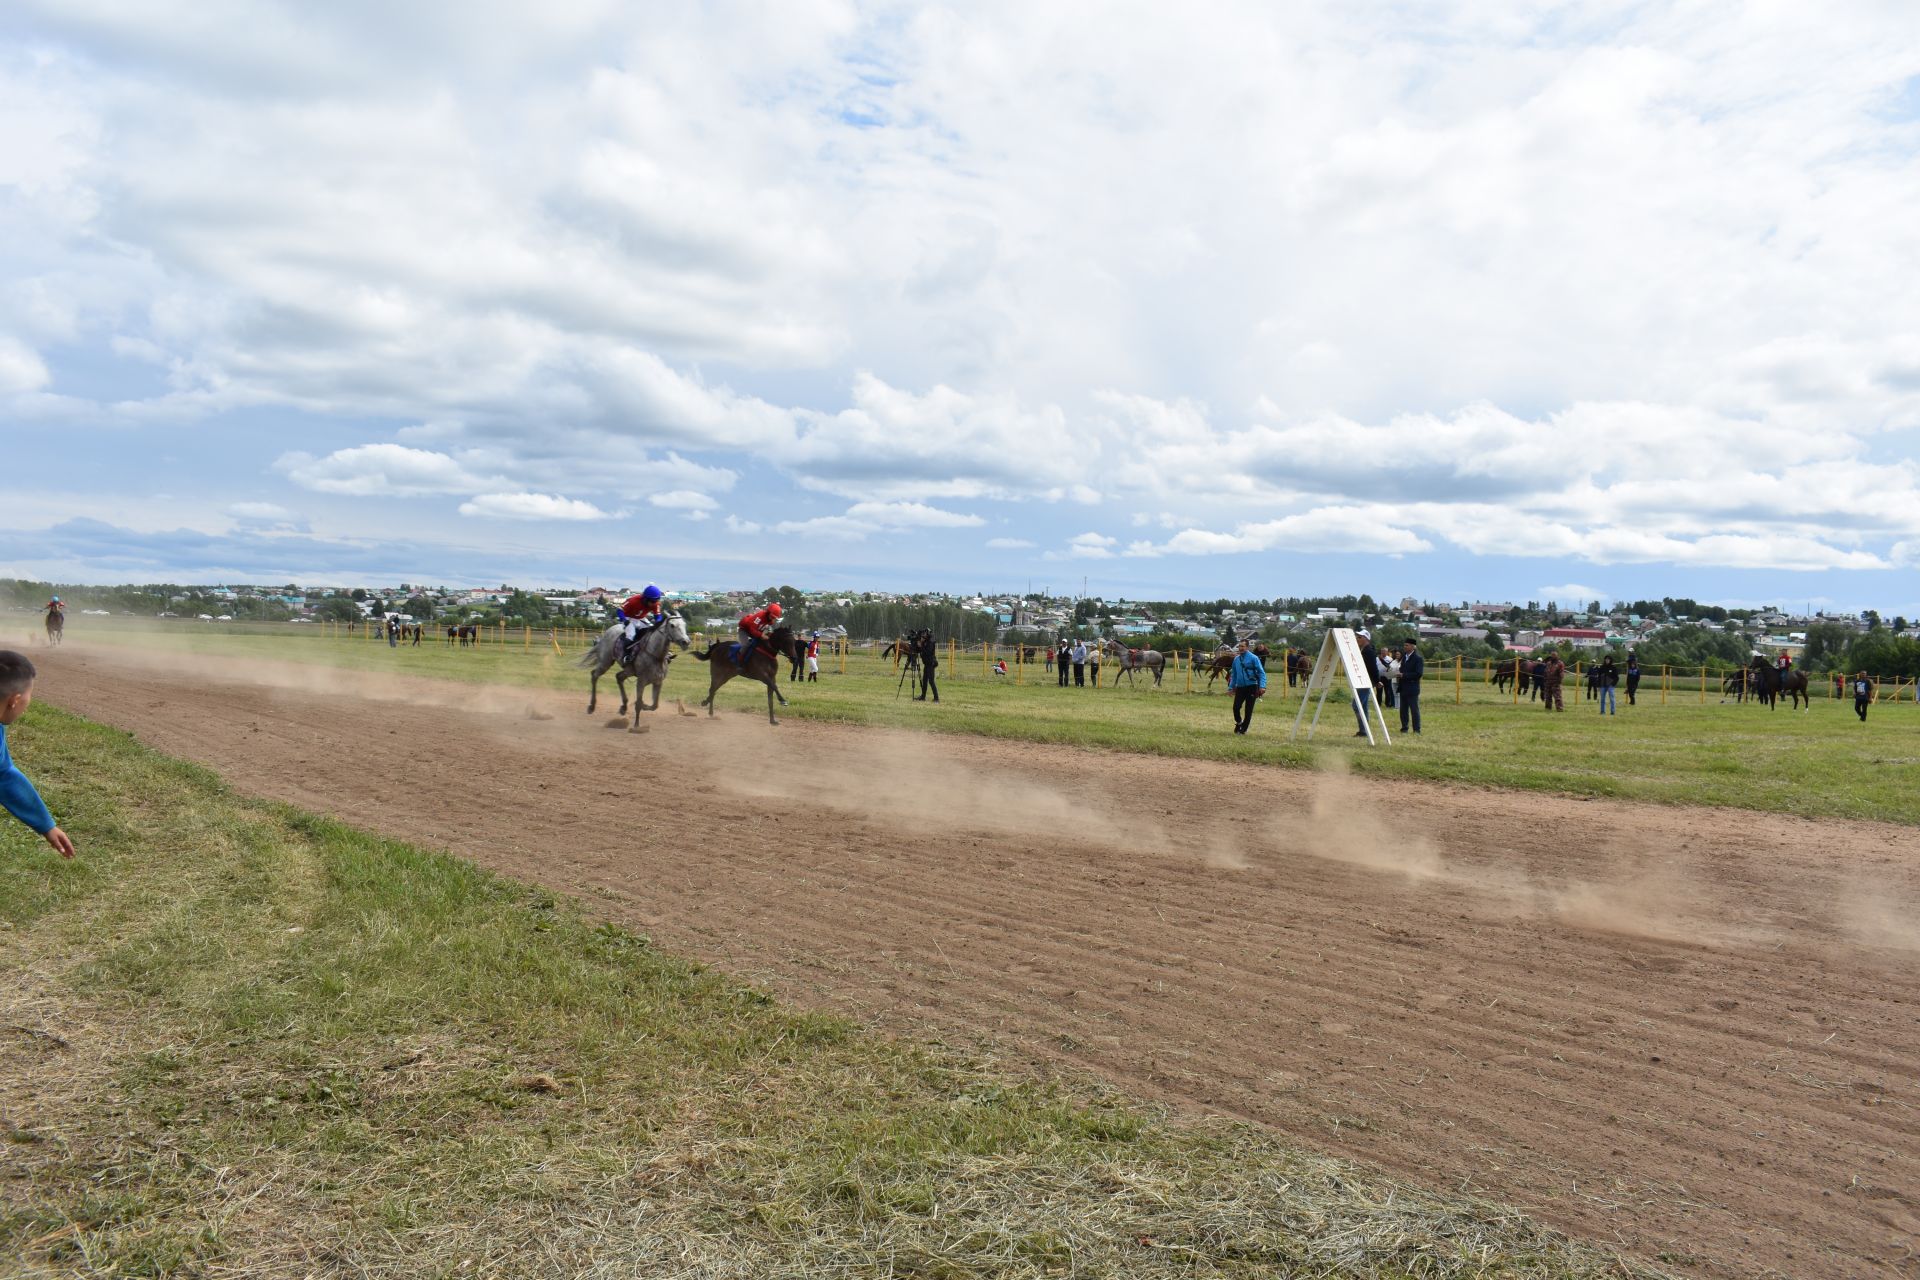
[44,608,64,646]
[1489,656,1531,694]
[693,624,802,724]
[1202,641,1268,689]
[1748,656,1810,710]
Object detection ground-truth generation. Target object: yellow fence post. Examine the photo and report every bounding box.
[1661,665,1668,705]
[1016,642,1023,684]
[1455,654,1462,705]
[1699,665,1705,704]
[1185,649,1193,694]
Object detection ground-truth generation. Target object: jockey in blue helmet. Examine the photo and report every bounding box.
[616,584,666,662]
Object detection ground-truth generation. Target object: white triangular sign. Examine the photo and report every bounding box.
[1288,627,1392,745]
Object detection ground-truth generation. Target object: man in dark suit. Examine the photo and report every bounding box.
[1398,637,1424,734]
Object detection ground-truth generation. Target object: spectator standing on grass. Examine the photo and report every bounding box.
[1044,646,1054,674]
[914,630,940,703]
[1854,670,1873,722]
[1625,652,1641,706]
[1088,642,1101,687]
[1597,656,1619,715]
[1057,641,1070,687]
[1352,629,1381,736]
[1530,655,1547,702]
[1542,653,1566,711]
[0,651,76,861]
[1228,641,1266,734]
[1071,640,1087,687]
[1398,637,1424,734]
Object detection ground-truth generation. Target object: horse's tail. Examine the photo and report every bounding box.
[692,644,715,663]
[575,644,601,669]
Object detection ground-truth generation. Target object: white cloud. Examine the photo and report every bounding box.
[768,499,984,540]
[986,536,1035,549]
[1049,531,1118,560]
[1143,507,1432,558]
[843,501,983,529]
[648,489,718,511]
[10,3,1920,584]
[0,336,50,393]
[226,501,290,521]
[457,492,607,521]
[278,444,492,497]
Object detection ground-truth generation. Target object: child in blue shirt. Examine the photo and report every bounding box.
[1,651,76,859]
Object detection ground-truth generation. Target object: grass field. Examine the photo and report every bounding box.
[16,612,1920,825]
[0,704,1662,1278]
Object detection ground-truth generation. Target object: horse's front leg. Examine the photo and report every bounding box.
[767,683,779,724]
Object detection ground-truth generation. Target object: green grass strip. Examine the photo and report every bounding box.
[1,705,1665,1278]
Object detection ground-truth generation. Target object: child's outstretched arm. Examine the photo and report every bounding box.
[1,734,73,859]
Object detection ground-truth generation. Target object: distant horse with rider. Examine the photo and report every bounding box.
[693,623,803,724]
[1746,655,1810,710]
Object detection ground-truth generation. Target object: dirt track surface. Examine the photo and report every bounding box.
[35,646,1920,1280]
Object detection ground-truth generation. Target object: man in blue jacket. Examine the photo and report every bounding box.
[1228,642,1266,734]
[1398,637,1424,734]
[0,651,76,859]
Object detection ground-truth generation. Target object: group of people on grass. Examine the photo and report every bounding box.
[1225,629,1428,739]
[1048,641,1101,687]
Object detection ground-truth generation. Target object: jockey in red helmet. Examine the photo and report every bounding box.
[736,601,782,668]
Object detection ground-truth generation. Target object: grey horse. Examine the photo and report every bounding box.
[579,613,691,727]
[1101,637,1165,687]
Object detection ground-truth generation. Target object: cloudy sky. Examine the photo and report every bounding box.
[4,2,1920,609]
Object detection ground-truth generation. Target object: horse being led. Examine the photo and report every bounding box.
[1100,638,1165,687]
[580,612,692,727]
[693,623,801,724]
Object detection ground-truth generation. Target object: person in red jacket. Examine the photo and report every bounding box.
[615,584,665,661]
[736,601,783,668]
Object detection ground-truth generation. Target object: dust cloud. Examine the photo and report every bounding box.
[1837,881,1920,952]
[52,639,1915,956]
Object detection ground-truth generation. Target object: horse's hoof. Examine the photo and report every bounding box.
[628,722,650,734]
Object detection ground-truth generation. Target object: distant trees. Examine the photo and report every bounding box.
[805,601,997,642]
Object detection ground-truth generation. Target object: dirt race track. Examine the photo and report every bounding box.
[35,646,1920,1280]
